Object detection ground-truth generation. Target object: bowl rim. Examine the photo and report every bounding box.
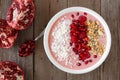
[43,7,111,74]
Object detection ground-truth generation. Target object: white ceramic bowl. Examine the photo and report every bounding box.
[43,7,111,74]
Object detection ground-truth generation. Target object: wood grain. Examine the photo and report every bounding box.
[0,0,120,80]
[101,0,120,80]
[34,0,51,79]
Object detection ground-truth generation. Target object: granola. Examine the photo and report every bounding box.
[87,20,105,55]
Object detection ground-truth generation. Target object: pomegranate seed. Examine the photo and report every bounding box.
[70,24,77,29]
[76,12,79,16]
[77,63,81,66]
[70,29,77,34]
[70,42,73,46]
[71,36,77,43]
[79,32,86,38]
[87,46,91,50]
[85,61,89,64]
[79,26,87,31]
[72,33,78,37]
[84,37,89,42]
[94,55,97,58]
[79,15,87,23]
[89,59,92,62]
[72,19,79,25]
[84,12,87,15]
[73,48,78,53]
[77,44,82,50]
[71,14,74,18]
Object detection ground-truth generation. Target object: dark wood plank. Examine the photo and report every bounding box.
[0,0,34,80]
[0,0,12,18]
[68,0,100,13]
[101,0,120,80]
[34,0,67,80]
[67,0,101,80]
[33,0,51,80]
[49,0,68,17]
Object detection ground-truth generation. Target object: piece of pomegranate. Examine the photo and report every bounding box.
[0,61,24,80]
[18,29,44,57]
[19,40,35,57]
[0,19,18,48]
[6,0,35,30]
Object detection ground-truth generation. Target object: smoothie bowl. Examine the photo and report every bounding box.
[44,7,111,74]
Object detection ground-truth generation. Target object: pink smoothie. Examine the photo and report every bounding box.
[48,12,106,70]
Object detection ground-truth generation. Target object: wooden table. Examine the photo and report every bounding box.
[0,0,120,80]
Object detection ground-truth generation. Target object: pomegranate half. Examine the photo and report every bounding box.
[0,61,24,80]
[6,0,35,30]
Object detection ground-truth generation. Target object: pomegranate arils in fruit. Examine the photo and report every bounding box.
[6,0,35,30]
[69,14,92,66]
[0,61,24,80]
[19,40,35,57]
[0,19,18,48]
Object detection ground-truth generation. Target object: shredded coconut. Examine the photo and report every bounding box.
[51,18,74,64]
